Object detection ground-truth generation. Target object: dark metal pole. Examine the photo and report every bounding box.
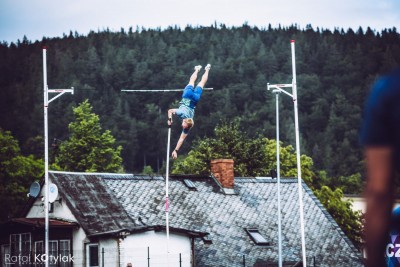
[148,246,150,267]
[102,247,104,267]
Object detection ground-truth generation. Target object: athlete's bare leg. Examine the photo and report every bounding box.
[197,64,211,88]
[188,65,202,86]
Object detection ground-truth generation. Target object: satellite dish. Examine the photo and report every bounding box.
[48,183,59,203]
[29,182,41,198]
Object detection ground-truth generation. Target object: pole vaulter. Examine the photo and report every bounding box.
[124,64,212,262]
[163,64,211,265]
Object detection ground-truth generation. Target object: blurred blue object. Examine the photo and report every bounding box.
[387,206,400,266]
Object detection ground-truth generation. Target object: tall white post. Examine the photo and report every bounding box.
[42,47,73,267]
[267,40,307,266]
[291,40,307,266]
[274,90,283,267]
[43,47,50,267]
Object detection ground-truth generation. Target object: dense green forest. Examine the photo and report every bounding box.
[1,23,399,183]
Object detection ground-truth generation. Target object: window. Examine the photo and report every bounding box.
[49,202,54,213]
[35,241,43,254]
[245,228,270,246]
[87,244,99,267]
[59,240,71,267]
[49,241,58,267]
[10,233,31,266]
[183,179,197,191]
[34,241,44,267]
[201,234,213,244]
[34,240,72,267]
[1,244,10,267]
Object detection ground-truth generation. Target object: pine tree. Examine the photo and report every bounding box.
[53,100,123,172]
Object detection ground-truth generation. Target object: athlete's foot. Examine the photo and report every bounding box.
[205,64,211,71]
[194,65,202,71]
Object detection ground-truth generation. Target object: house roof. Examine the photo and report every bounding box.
[48,171,138,236]
[48,171,363,266]
[12,217,79,228]
[1,218,79,231]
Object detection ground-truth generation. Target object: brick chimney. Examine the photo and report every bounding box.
[210,159,234,189]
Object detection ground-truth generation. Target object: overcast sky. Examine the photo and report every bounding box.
[1,0,399,44]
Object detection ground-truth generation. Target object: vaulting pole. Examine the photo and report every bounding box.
[165,124,171,257]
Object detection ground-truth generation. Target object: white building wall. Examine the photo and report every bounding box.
[26,179,77,222]
[90,239,120,267]
[26,197,77,221]
[344,196,400,213]
[120,231,192,267]
[26,196,45,218]
[25,183,89,267]
[71,228,89,267]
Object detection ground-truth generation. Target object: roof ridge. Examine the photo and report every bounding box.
[49,170,134,176]
[235,177,299,183]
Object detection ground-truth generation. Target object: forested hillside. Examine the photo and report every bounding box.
[1,23,399,181]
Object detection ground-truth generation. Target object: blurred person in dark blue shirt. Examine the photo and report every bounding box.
[360,67,400,267]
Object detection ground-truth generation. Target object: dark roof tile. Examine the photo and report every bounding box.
[49,172,363,266]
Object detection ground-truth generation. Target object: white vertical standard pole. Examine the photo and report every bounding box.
[42,47,50,267]
[274,90,283,267]
[165,125,171,257]
[42,47,73,267]
[291,40,307,266]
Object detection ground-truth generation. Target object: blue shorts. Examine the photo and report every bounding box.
[181,85,203,109]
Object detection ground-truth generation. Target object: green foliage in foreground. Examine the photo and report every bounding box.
[315,186,363,247]
[0,129,43,222]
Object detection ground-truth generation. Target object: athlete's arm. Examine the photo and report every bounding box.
[172,132,187,159]
[168,109,177,125]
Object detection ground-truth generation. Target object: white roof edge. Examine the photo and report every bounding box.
[49,170,133,176]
